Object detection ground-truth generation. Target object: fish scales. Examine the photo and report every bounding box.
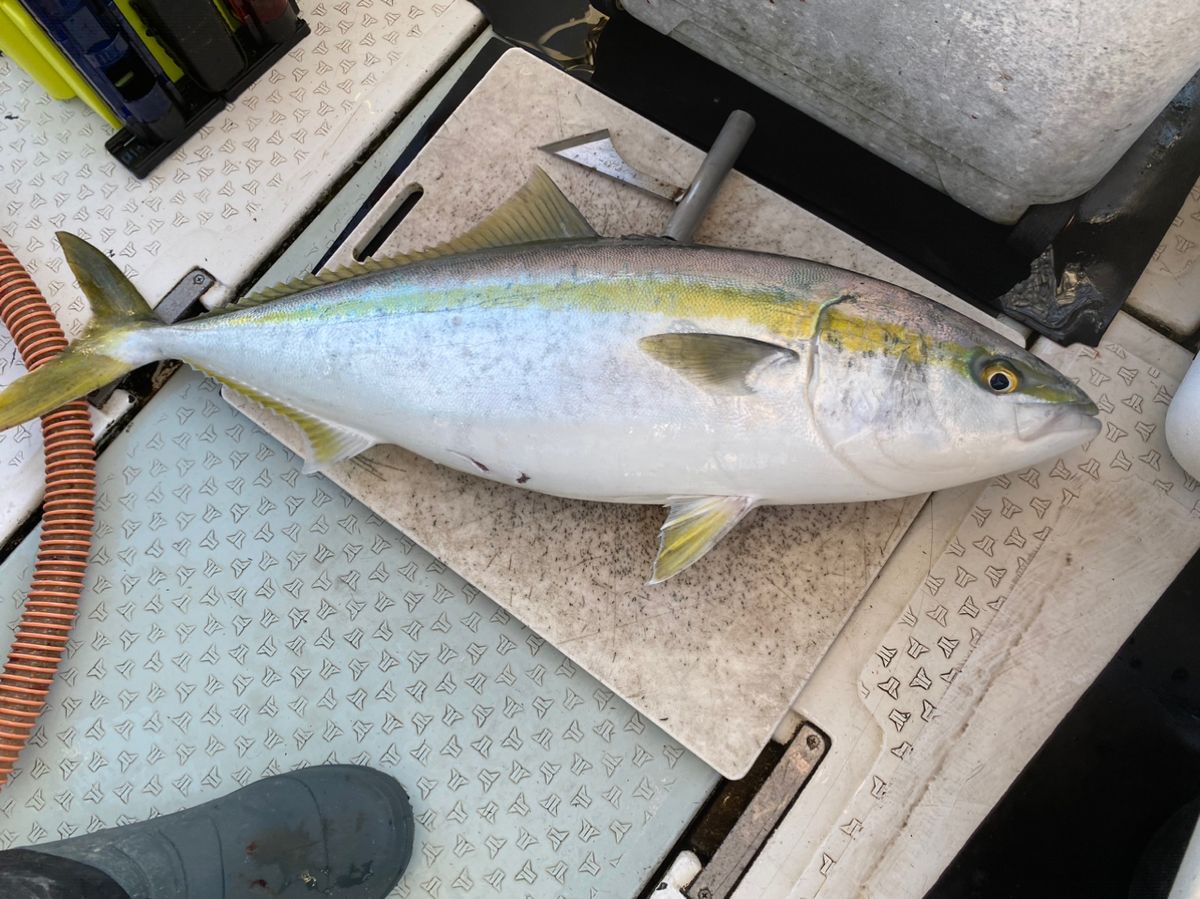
[144,240,890,504]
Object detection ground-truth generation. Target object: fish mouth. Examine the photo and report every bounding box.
[1015,401,1102,445]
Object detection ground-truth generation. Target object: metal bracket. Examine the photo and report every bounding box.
[156,267,217,324]
[87,266,215,408]
[687,723,828,899]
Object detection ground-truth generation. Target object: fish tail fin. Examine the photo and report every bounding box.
[0,233,160,430]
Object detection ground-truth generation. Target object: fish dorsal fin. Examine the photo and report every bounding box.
[231,257,416,308]
[650,495,757,584]
[640,333,799,395]
[426,165,598,254]
[206,369,375,472]
[232,167,596,308]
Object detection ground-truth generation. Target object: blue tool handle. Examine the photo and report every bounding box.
[21,0,185,140]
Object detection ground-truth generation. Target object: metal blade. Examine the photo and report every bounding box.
[539,129,684,202]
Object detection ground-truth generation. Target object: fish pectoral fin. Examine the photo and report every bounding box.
[650,495,757,585]
[210,374,375,472]
[639,333,799,395]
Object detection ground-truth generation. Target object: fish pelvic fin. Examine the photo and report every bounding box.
[0,233,159,431]
[649,495,758,585]
[210,372,375,472]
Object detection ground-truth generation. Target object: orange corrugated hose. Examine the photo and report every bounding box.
[0,240,97,788]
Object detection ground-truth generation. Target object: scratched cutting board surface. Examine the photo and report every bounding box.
[0,0,482,547]
[233,49,1033,778]
[0,369,719,899]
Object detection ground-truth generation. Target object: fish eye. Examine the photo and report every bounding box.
[982,361,1019,394]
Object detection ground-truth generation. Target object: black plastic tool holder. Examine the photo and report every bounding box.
[105,4,309,179]
[1000,69,1200,346]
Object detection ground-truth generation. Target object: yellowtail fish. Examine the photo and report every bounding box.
[0,170,1099,583]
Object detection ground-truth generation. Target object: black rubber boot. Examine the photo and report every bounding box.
[0,847,131,898]
[20,765,413,899]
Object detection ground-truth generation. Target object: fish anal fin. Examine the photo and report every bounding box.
[232,168,595,308]
[650,495,757,585]
[640,333,798,395]
[209,372,375,471]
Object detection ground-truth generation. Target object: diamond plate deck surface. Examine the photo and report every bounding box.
[0,370,718,898]
[0,0,482,545]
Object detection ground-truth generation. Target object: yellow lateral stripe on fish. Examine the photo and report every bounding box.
[0,168,1099,583]
[228,267,946,360]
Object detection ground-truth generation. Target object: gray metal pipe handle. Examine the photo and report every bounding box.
[664,109,756,243]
